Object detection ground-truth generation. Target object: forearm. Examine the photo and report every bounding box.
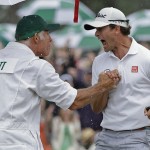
[90,91,109,113]
[69,81,111,110]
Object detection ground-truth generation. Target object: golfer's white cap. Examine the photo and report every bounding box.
[84,7,129,30]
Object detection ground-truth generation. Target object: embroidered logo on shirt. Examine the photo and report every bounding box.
[131,66,138,73]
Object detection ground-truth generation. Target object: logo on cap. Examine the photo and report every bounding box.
[96,13,106,18]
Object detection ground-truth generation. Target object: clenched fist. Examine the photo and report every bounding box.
[99,69,121,91]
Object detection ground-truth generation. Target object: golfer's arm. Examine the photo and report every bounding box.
[90,92,109,113]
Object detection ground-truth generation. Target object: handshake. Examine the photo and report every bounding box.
[69,69,121,110]
[96,69,121,93]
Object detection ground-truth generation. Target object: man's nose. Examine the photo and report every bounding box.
[95,30,100,38]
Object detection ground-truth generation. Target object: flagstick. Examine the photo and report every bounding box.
[73,0,79,23]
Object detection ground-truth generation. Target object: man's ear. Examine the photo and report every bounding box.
[33,33,40,44]
[115,26,120,34]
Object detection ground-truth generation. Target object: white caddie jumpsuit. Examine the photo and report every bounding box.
[0,42,77,150]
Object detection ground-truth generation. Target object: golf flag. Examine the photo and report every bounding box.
[0,0,25,5]
[74,0,79,23]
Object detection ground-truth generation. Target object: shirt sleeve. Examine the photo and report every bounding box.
[35,61,77,110]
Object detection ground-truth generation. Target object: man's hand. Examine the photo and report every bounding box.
[69,69,120,110]
[144,107,150,119]
[99,69,121,91]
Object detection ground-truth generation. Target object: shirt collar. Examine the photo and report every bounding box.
[126,38,138,55]
[5,41,38,58]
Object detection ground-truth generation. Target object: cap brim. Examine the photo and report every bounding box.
[84,21,109,30]
[47,24,60,32]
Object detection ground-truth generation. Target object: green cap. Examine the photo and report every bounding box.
[15,15,60,41]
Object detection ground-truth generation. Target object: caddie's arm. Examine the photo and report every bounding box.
[90,69,120,113]
[69,69,120,110]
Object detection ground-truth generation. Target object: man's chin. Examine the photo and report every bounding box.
[104,49,110,52]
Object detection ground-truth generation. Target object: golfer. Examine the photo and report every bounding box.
[84,7,150,150]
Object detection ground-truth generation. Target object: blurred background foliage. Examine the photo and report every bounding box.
[82,0,150,15]
[1,0,150,50]
[0,0,150,23]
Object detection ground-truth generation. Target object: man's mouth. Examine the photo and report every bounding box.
[101,40,107,46]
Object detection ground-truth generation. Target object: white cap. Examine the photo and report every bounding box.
[84,7,129,30]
